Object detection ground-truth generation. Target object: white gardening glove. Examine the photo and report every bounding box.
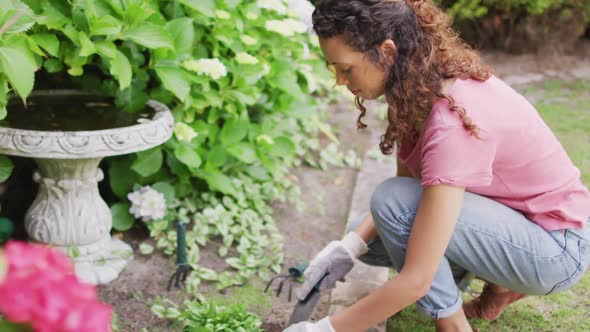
[283,317,335,332]
[296,232,368,301]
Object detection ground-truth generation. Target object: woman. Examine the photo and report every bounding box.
[285,0,590,331]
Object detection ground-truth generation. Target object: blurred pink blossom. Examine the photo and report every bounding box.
[0,241,113,332]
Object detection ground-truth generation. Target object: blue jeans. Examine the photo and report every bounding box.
[347,177,590,319]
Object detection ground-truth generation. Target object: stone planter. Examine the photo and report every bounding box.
[0,90,173,284]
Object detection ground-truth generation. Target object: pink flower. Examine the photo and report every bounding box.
[4,241,74,281]
[61,300,113,332]
[0,241,113,332]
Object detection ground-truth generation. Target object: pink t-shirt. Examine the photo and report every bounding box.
[398,75,590,231]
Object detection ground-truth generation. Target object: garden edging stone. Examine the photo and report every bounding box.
[328,116,395,331]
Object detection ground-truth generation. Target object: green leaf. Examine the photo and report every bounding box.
[166,18,194,55]
[0,78,7,120]
[197,267,218,280]
[108,157,137,199]
[268,136,296,158]
[227,143,257,164]
[115,79,150,113]
[0,320,29,332]
[0,46,36,101]
[202,170,236,196]
[151,304,166,318]
[78,31,96,57]
[103,0,125,16]
[37,1,68,29]
[0,156,13,182]
[131,147,163,177]
[178,0,216,17]
[43,58,64,73]
[0,3,36,35]
[155,66,190,102]
[245,165,270,182]
[111,202,134,231]
[31,33,59,56]
[108,50,132,90]
[139,243,154,255]
[24,36,45,57]
[220,113,249,146]
[124,1,156,27]
[122,23,174,50]
[174,144,202,168]
[152,181,175,203]
[206,145,227,168]
[95,40,118,59]
[89,15,122,36]
[230,90,256,106]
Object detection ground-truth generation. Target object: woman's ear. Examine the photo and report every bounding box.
[379,39,397,65]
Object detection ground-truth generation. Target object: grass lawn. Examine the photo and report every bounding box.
[388,78,590,331]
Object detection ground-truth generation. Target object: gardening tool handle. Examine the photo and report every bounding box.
[288,262,309,278]
[176,222,187,265]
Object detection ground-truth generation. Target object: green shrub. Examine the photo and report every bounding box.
[0,0,337,290]
[437,0,590,52]
[438,0,590,20]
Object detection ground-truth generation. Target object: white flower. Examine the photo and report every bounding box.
[285,18,308,33]
[215,10,231,20]
[174,122,198,142]
[235,52,259,65]
[246,12,258,20]
[262,63,271,76]
[299,64,318,93]
[284,0,315,31]
[127,186,167,222]
[257,0,287,15]
[240,35,258,46]
[265,19,307,37]
[183,58,227,80]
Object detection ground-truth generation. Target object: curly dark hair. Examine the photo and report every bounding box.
[312,0,492,154]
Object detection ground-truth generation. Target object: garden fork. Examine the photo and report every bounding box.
[167,221,191,291]
[264,262,308,302]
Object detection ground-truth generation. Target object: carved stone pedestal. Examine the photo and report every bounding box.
[25,158,132,284]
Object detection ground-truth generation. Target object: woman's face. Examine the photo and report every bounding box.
[319,35,390,100]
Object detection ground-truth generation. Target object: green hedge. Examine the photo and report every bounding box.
[0,0,336,290]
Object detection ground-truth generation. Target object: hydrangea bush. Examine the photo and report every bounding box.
[0,0,342,290]
[0,241,113,332]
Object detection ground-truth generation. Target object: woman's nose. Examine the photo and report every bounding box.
[335,73,348,86]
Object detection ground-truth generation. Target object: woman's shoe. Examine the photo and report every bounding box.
[463,283,527,320]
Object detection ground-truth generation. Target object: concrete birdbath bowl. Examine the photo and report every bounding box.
[0,90,173,284]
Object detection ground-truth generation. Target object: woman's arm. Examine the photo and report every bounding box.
[332,184,465,332]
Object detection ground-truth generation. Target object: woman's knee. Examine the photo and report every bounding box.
[370,177,422,230]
